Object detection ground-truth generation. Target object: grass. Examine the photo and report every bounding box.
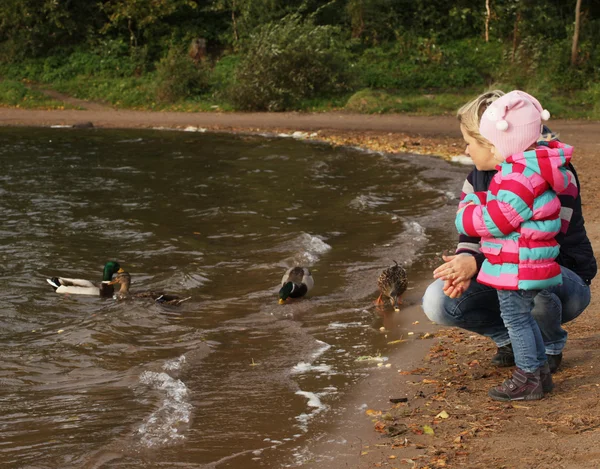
[1,77,599,120]
[0,79,78,110]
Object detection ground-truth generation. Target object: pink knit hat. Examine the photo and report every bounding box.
[479,90,550,159]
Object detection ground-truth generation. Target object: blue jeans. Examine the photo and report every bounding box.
[497,289,546,372]
[422,266,591,356]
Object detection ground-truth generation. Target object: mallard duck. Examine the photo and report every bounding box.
[279,267,314,304]
[46,261,121,297]
[376,261,408,312]
[108,269,191,306]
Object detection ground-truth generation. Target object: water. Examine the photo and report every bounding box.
[0,127,468,468]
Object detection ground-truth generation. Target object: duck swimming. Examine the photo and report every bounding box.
[108,269,191,306]
[46,261,121,297]
[376,261,408,312]
[279,267,314,304]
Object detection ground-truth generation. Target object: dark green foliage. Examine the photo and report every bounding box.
[354,38,502,90]
[0,0,598,114]
[155,47,210,103]
[229,14,351,111]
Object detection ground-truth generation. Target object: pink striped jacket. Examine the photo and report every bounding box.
[455,140,575,290]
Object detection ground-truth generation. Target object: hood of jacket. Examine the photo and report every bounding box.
[503,140,572,194]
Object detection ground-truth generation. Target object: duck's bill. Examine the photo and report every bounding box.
[117,268,125,273]
[278,299,286,305]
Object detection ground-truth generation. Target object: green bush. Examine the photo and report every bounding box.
[229,14,351,111]
[353,38,502,91]
[209,54,240,96]
[154,47,210,103]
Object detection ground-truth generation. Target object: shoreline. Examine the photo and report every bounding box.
[3,108,600,467]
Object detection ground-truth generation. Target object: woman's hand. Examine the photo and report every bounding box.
[443,278,471,299]
[433,254,477,297]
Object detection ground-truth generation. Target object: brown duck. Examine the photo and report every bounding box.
[376,261,408,312]
[108,269,191,306]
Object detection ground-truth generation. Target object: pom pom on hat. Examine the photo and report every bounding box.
[496,120,509,131]
[541,109,550,121]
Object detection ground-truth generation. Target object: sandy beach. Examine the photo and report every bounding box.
[3,104,600,468]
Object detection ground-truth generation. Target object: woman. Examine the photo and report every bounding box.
[421,90,597,373]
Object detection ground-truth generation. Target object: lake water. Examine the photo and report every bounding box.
[0,127,468,468]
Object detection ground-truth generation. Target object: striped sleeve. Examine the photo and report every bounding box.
[456,172,483,263]
[458,172,535,238]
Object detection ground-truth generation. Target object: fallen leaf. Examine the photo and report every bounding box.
[366,409,382,416]
[374,421,387,433]
[512,404,531,409]
[423,425,435,435]
[435,410,450,419]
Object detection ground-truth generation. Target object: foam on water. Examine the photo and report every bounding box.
[278,232,332,266]
[311,340,331,359]
[294,390,328,432]
[137,371,192,447]
[349,194,394,210]
[327,321,368,330]
[163,355,186,371]
[291,362,332,374]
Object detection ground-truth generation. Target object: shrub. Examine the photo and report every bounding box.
[353,38,501,91]
[154,46,210,103]
[229,14,351,111]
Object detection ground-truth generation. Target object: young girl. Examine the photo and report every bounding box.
[455,90,573,401]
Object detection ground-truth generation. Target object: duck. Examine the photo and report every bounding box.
[46,261,121,297]
[108,269,191,306]
[279,267,314,304]
[376,261,408,312]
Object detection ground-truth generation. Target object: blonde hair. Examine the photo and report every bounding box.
[457,90,505,147]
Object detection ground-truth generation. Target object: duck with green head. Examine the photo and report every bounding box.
[376,261,408,312]
[46,261,121,297]
[279,267,314,304]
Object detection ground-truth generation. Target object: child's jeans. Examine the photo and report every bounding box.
[497,289,547,373]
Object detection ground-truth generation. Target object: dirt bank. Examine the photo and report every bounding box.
[3,106,600,468]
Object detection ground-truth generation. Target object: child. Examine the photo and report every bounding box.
[455,90,573,401]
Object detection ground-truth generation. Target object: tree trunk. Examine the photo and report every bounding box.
[511,10,521,63]
[571,0,582,66]
[485,0,490,43]
[232,0,239,44]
